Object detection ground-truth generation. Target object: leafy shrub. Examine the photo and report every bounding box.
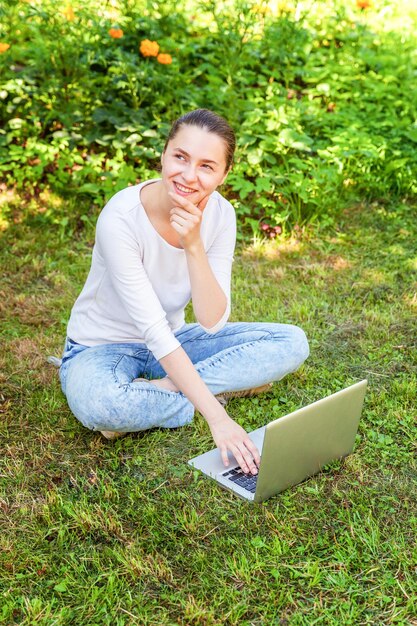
[0,0,416,235]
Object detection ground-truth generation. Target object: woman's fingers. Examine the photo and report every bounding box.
[209,415,260,475]
[170,214,187,227]
[170,207,200,223]
[170,207,201,235]
[228,439,259,475]
[170,215,198,236]
[168,191,203,216]
[231,446,251,475]
[236,443,258,475]
[168,194,206,250]
[170,206,200,218]
[244,437,261,467]
[170,221,182,235]
[220,444,229,467]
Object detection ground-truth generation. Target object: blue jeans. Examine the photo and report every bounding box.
[59,322,309,432]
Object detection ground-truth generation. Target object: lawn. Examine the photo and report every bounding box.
[1,191,416,624]
[1,0,417,623]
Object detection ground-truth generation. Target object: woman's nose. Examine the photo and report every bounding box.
[182,164,197,183]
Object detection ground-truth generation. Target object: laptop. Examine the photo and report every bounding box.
[189,380,368,503]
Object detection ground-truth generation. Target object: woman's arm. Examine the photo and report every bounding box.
[169,191,233,330]
[97,190,255,468]
[185,241,227,329]
[167,193,260,470]
[160,346,260,475]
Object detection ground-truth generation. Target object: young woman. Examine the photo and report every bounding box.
[60,109,309,476]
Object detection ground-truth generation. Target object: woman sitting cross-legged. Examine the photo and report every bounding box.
[59,108,309,476]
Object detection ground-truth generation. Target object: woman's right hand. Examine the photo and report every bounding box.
[208,413,260,475]
[158,348,260,474]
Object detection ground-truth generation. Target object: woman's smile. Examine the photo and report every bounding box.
[173,181,198,196]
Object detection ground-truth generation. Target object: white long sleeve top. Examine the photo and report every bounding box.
[66,180,236,360]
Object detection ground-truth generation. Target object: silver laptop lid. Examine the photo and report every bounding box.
[253,380,368,502]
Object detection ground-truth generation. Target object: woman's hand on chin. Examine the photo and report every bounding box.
[168,191,210,251]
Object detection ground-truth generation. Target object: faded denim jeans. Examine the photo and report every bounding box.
[59,322,309,433]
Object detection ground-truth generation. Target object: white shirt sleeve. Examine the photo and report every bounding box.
[95,207,180,361]
[200,196,236,334]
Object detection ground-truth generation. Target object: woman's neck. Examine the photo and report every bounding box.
[140,179,171,219]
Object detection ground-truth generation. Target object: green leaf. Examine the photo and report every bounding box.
[316,82,331,95]
[405,128,417,143]
[77,183,100,194]
[142,129,158,138]
[255,177,271,193]
[247,148,264,165]
[385,158,408,173]
[125,133,143,145]
[8,118,24,130]
[278,129,313,152]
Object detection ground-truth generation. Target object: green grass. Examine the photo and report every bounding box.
[0,192,416,624]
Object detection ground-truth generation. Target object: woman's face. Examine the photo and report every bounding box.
[161,125,229,206]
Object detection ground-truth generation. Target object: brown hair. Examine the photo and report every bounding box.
[163,109,236,172]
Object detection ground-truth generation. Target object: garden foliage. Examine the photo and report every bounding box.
[0,0,416,234]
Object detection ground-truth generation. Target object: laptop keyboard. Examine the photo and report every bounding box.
[222,468,258,493]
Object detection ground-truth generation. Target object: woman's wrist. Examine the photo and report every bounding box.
[202,399,229,426]
[183,238,204,256]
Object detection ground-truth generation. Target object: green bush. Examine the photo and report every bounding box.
[0,0,416,235]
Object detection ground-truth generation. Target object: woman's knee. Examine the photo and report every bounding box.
[64,369,193,432]
[64,363,121,430]
[287,324,310,364]
[267,323,309,375]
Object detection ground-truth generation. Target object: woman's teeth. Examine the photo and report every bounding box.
[175,182,196,194]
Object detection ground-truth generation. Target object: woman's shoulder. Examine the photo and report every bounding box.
[96,181,154,244]
[209,190,236,221]
[102,182,144,215]
[99,179,159,222]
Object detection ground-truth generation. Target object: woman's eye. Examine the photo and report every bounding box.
[174,154,185,160]
[202,164,212,170]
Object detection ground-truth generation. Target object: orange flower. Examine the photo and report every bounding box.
[356,0,371,8]
[109,28,123,39]
[0,43,10,53]
[157,53,172,65]
[139,39,159,57]
[63,5,75,21]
